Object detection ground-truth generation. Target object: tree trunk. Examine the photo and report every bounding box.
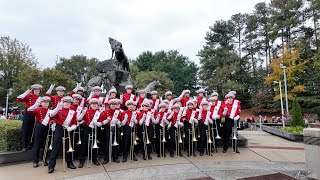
[238,32,241,58]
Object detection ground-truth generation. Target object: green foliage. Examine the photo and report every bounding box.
[281,126,304,134]
[0,120,22,152]
[251,90,278,114]
[133,50,198,94]
[135,71,174,96]
[55,55,99,85]
[290,97,305,127]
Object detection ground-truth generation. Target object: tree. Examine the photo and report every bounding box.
[0,36,37,106]
[308,0,320,49]
[290,97,305,127]
[135,71,174,96]
[55,55,99,85]
[231,13,246,58]
[265,47,306,101]
[133,50,198,94]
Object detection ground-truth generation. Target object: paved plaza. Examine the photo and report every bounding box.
[0,131,307,180]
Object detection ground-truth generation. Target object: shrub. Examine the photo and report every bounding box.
[290,97,305,127]
[0,120,22,152]
[281,126,304,135]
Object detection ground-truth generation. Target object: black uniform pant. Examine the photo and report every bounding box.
[199,123,207,154]
[155,124,168,155]
[122,125,134,159]
[103,125,118,160]
[184,121,196,155]
[33,122,48,163]
[222,117,235,150]
[169,126,182,155]
[79,125,98,164]
[21,109,35,149]
[48,125,73,169]
[141,125,153,156]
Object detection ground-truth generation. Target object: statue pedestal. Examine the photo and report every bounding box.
[303,128,320,179]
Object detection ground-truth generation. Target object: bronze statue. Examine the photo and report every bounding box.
[108,37,130,72]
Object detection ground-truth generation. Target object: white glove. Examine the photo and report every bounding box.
[234,115,240,121]
[27,98,41,111]
[77,110,86,121]
[103,117,111,125]
[167,122,172,129]
[88,91,94,100]
[223,108,228,116]
[57,101,63,109]
[96,122,102,127]
[17,89,31,99]
[208,119,213,124]
[179,121,184,127]
[73,82,82,92]
[51,123,56,132]
[111,118,117,124]
[174,122,178,128]
[193,118,199,124]
[67,125,77,132]
[121,114,128,126]
[79,120,84,124]
[46,84,55,94]
[116,120,121,127]
[213,115,220,120]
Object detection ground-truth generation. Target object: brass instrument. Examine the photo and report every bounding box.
[42,122,53,166]
[214,119,221,139]
[87,124,99,167]
[232,120,238,153]
[206,123,213,156]
[112,121,119,146]
[160,113,167,158]
[30,121,37,144]
[67,131,74,153]
[63,129,66,172]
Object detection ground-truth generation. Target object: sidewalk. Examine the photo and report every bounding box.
[0,131,306,180]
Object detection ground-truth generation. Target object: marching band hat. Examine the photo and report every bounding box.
[78,87,84,92]
[62,96,73,103]
[201,100,209,106]
[125,85,133,90]
[186,100,194,106]
[229,91,236,95]
[55,86,66,91]
[125,100,135,106]
[184,90,191,94]
[225,91,236,98]
[211,92,219,97]
[159,103,167,108]
[108,99,118,105]
[208,96,215,101]
[141,99,150,107]
[196,88,205,94]
[89,98,101,105]
[139,89,146,94]
[150,90,158,95]
[165,91,172,96]
[92,86,102,91]
[31,84,43,90]
[162,99,170,104]
[108,88,117,95]
[116,99,121,104]
[72,94,82,99]
[172,103,180,109]
[40,96,51,102]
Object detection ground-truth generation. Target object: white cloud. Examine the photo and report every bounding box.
[0,0,268,68]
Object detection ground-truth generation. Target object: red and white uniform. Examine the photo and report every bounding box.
[137,110,154,126]
[151,98,160,111]
[103,97,116,107]
[87,95,104,105]
[209,100,222,119]
[168,111,182,127]
[53,108,77,127]
[100,108,121,126]
[195,109,211,124]
[182,108,197,123]
[82,109,102,128]
[120,110,137,127]
[154,111,168,125]
[136,97,146,109]
[121,93,136,107]
[70,91,88,107]
[28,107,51,126]
[180,97,190,107]
[17,94,40,108]
[220,99,241,120]
[197,97,207,108]
[45,94,63,109]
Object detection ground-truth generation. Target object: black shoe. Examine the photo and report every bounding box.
[93,161,100,166]
[113,158,120,163]
[133,156,138,161]
[170,154,174,158]
[48,168,54,174]
[187,153,190,157]
[22,148,27,152]
[67,163,77,169]
[43,161,48,166]
[235,149,240,154]
[148,154,152,160]
[33,162,39,168]
[200,152,204,156]
[122,158,127,163]
[78,163,84,168]
[179,153,183,157]
[102,159,109,164]
[157,154,160,157]
[223,149,227,153]
[193,153,197,157]
[143,156,147,160]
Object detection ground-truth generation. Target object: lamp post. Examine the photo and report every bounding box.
[5,88,13,119]
[274,81,285,128]
[280,64,289,121]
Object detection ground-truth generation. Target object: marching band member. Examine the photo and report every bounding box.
[196,101,212,156]
[70,94,85,112]
[120,85,136,110]
[182,100,198,157]
[154,103,169,157]
[196,88,206,108]
[136,90,147,110]
[70,83,87,107]
[77,98,103,168]
[150,90,160,112]
[137,100,154,160]
[17,84,42,151]
[103,88,117,109]
[46,85,66,108]
[120,100,138,162]
[209,92,222,144]
[27,96,51,167]
[164,91,174,109]
[100,99,121,164]
[179,90,191,107]
[220,91,241,153]
[48,96,78,173]
[167,104,184,157]
[87,86,104,105]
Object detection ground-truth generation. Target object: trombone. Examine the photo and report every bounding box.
[61,127,74,172]
[206,123,213,156]
[42,122,54,166]
[232,120,238,153]
[109,120,119,164]
[143,123,151,160]
[160,113,167,158]
[87,124,99,167]
[175,124,183,157]
[130,122,138,162]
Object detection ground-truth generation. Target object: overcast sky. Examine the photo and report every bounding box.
[0,0,267,68]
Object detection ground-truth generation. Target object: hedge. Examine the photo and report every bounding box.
[0,120,22,152]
